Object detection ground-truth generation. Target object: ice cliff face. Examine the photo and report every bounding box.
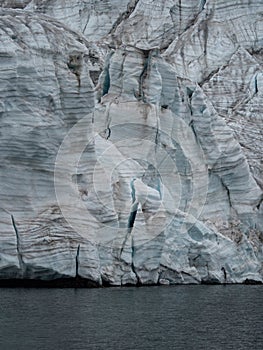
[0,1,262,285]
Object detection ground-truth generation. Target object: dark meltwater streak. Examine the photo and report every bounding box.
[0,286,262,350]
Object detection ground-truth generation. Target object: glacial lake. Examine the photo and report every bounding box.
[0,285,262,350]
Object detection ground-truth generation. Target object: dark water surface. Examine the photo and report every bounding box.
[0,285,262,350]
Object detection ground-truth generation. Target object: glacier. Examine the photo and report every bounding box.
[0,0,262,285]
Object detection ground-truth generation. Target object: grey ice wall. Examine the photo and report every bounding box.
[0,1,262,285]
